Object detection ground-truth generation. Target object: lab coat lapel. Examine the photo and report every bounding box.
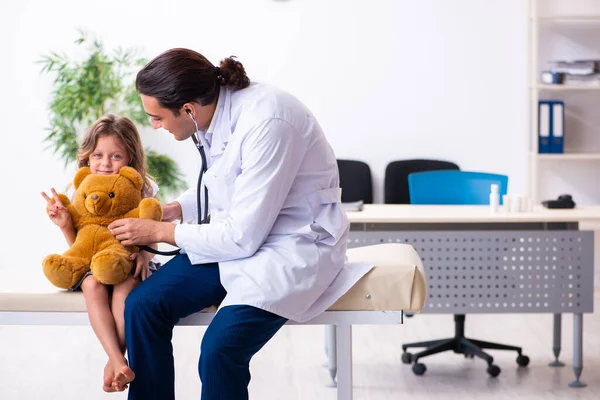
[209,87,233,158]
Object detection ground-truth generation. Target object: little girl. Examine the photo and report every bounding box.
[41,114,159,392]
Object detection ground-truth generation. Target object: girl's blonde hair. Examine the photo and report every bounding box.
[77,114,154,196]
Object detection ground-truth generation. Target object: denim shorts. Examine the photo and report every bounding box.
[68,260,162,291]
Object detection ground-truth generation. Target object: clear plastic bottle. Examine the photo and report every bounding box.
[489,184,499,214]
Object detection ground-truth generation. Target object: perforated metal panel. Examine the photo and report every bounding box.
[348,231,594,314]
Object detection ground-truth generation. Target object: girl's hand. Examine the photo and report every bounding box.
[130,251,152,281]
[41,188,72,230]
[161,202,182,223]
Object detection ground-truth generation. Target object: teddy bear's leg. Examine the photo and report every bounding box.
[91,244,133,286]
[43,247,90,289]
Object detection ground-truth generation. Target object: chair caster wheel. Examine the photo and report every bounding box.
[517,355,530,367]
[464,354,474,359]
[412,362,427,376]
[487,364,501,377]
[401,352,413,364]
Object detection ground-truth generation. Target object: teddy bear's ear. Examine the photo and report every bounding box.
[73,167,92,189]
[118,166,144,191]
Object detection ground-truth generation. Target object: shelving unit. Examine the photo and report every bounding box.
[536,15,600,22]
[535,84,600,90]
[528,0,600,204]
[534,152,600,161]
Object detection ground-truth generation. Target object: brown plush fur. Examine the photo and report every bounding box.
[43,167,162,289]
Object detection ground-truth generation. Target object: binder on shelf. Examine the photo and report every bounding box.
[550,101,564,154]
[538,101,551,154]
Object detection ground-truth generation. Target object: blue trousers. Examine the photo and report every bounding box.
[124,254,288,400]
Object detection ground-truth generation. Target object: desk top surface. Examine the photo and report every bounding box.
[346,204,600,224]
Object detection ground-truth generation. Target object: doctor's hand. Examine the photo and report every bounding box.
[161,201,182,223]
[108,218,176,247]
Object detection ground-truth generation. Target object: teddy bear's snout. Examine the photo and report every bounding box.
[85,192,112,216]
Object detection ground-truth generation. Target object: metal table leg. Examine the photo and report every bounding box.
[569,313,586,388]
[336,324,353,400]
[548,313,565,367]
[325,325,337,387]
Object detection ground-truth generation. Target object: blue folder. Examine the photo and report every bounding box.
[550,101,564,154]
[538,101,551,154]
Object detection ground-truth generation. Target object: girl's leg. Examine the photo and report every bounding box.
[80,275,127,392]
[112,275,139,352]
[111,275,139,387]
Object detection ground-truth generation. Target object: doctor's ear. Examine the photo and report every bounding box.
[182,104,195,119]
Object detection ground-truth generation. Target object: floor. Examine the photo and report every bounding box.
[1,295,598,399]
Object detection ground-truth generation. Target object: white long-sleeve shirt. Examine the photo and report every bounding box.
[174,83,372,322]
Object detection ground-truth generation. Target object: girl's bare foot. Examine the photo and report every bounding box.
[103,361,116,392]
[113,359,135,391]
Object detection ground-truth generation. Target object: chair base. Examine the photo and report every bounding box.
[401,314,529,377]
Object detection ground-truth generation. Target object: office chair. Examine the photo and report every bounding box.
[402,170,529,378]
[384,159,459,204]
[337,159,373,203]
[384,159,460,318]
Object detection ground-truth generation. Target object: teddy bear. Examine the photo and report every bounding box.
[43,166,162,289]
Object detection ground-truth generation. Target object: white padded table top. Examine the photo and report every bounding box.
[0,244,426,314]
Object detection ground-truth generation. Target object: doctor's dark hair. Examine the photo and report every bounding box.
[136,48,250,114]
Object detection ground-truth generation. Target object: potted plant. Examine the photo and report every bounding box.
[39,31,186,199]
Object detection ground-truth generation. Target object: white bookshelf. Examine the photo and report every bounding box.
[536,16,600,22]
[528,0,600,204]
[534,153,600,161]
[535,84,600,91]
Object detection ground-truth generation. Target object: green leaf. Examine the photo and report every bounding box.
[146,149,187,200]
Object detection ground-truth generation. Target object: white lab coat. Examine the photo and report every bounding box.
[174,83,372,322]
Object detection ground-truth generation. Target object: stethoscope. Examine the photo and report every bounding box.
[138,109,209,257]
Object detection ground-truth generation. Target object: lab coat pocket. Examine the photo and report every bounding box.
[305,188,348,246]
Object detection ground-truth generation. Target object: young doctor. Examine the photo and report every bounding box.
[107,48,372,399]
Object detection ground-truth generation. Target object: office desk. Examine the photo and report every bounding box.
[346,204,599,387]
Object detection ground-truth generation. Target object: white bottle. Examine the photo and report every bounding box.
[489,184,499,214]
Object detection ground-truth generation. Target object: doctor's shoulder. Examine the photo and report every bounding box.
[233,84,313,127]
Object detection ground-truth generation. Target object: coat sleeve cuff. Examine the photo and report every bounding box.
[176,188,198,224]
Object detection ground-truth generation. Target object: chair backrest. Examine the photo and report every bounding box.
[408,170,508,205]
[384,159,459,204]
[336,159,373,204]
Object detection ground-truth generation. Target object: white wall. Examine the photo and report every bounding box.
[0,0,531,271]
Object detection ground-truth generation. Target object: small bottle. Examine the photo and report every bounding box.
[489,184,499,214]
[502,194,511,213]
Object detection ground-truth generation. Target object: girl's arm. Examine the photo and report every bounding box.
[132,247,157,281]
[61,224,77,246]
[42,188,77,246]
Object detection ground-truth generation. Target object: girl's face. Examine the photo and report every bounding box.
[88,135,131,175]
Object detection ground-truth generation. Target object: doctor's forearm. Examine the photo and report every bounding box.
[156,221,177,246]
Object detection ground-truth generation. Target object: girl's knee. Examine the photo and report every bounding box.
[114,275,139,294]
[81,275,106,295]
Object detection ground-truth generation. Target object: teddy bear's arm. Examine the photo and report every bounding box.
[57,193,81,228]
[138,198,163,222]
[57,193,71,207]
